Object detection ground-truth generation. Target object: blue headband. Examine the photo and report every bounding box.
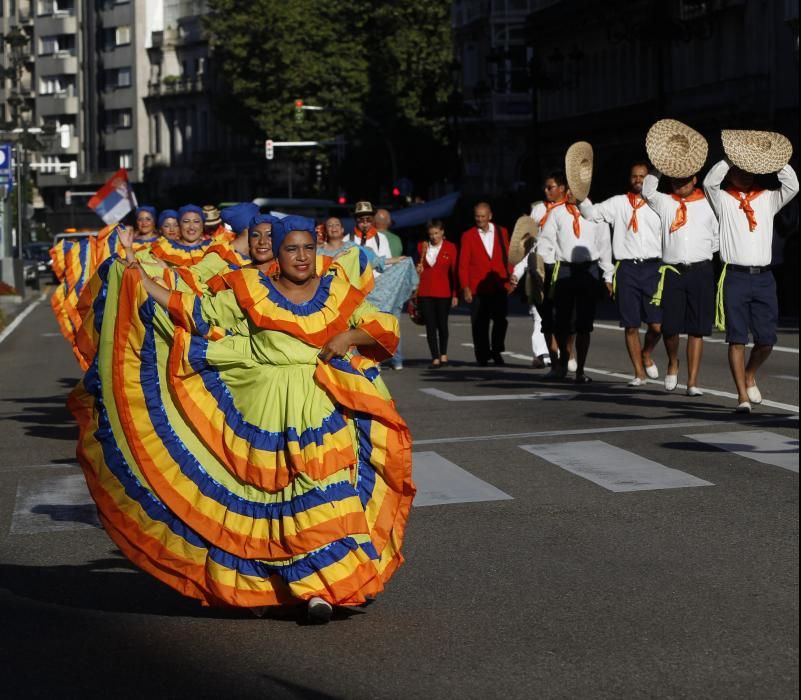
[136,206,157,221]
[178,204,205,222]
[221,203,260,234]
[272,215,315,252]
[248,213,283,232]
[157,209,178,228]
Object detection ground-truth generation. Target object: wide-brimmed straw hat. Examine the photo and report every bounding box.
[353,201,375,217]
[646,119,708,178]
[509,211,540,267]
[202,205,222,226]
[565,141,593,201]
[721,129,793,175]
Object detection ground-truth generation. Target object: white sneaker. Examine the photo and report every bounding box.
[567,358,578,373]
[686,386,704,397]
[644,363,659,379]
[628,377,645,387]
[735,401,752,414]
[746,385,762,404]
[665,374,678,391]
[307,596,333,624]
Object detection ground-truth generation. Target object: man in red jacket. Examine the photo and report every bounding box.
[458,202,512,366]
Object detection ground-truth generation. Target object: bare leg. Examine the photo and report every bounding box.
[625,327,646,379]
[728,343,748,403]
[745,344,773,387]
[686,335,704,388]
[664,334,680,376]
[642,323,662,368]
[575,332,590,376]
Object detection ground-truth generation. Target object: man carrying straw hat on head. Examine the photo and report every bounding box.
[703,129,798,413]
[578,153,664,387]
[642,119,719,397]
[539,142,614,384]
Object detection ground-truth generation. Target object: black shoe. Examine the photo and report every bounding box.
[307,597,333,624]
[476,359,489,367]
[530,356,546,369]
[491,353,506,366]
[575,373,592,384]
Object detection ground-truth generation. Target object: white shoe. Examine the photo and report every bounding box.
[746,385,762,404]
[665,374,678,392]
[735,401,752,414]
[567,358,578,373]
[628,377,645,387]
[307,596,333,624]
[644,363,659,379]
[686,386,704,397]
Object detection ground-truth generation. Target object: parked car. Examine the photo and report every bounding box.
[23,242,53,287]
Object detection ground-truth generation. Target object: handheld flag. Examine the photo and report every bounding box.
[87,168,137,224]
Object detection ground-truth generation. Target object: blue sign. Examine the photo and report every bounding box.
[0,143,11,176]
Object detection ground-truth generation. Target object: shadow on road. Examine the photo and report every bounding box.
[3,389,78,441]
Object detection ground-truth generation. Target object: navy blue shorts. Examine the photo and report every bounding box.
[615,259,663,328]
[661,260,715,337]
[723,268,778,346]
[553,262,601,334]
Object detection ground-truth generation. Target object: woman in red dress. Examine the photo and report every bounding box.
[416,219,458,368]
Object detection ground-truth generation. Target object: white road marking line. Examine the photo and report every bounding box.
[412,451,513,506]
[460,342,799,413]
[0,291,46,346]
[10,473,100,534]
[773,375,799,382]
[520,440,713,492]
[412,414,798,446]
[685,430,799,473]
[420,387,575,402]
[593,322,799,354]
[0,461,79,474]
[40,332,62,337]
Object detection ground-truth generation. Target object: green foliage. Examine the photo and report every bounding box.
[205,0,371,142]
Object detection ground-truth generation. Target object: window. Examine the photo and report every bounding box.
[115,25,131,45]
[39,74,75,95]
[39,34,75,55]
[38,0,74,15]
[104,67,131,89]
[106,108,132,129]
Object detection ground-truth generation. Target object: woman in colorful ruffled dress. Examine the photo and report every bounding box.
[68,215,414,623]
[149,204,215,266]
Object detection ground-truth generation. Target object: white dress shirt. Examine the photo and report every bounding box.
[539,205,614,282]
[642,173,719,264]
[530,201,555,264]
[477,223,495,258]
[579,194,662,261]
[425,241,442,267]
[703,160,799,266]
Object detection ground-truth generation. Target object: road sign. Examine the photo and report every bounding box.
[0,144,12,177]
[265,139,274,160]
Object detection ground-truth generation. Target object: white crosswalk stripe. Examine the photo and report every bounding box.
[412,451,513,507]
[10,473,99,534]
[520,440,713,492]
[685,430,799,473]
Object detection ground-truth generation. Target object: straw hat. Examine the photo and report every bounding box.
[353,201,375,217]
[721,129,793,175]
[202,204,221,226]
[509,211,539,267]
[646,119,708,178]
[565,141,593,201]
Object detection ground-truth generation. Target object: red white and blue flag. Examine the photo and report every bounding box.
[87,168,137,224]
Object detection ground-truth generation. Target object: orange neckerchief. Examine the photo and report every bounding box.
[354,225,378,243]
[626,192,647,233]
[538,199,566,229]
[669,189,707,233]
[565,202,581,238]
[725,187,765,232]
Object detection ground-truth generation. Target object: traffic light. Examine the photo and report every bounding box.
[337,195,346,205]
[392,186,401,197]
[265,139,274,160]
[294,99,304,123]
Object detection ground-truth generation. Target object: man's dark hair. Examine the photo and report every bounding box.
[545,171,567,187]
[630,160,651,171]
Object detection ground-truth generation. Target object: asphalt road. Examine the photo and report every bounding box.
[0,291,798,699]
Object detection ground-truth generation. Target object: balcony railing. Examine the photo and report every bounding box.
[147,75,208,97]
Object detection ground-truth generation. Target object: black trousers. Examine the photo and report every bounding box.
[470,291,508,362]
[419,296,451,359]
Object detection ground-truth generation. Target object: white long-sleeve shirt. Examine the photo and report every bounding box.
[579,194,662,261]
[539,205,614,282]
[529,201,555,264]
[703,160,799,266]
[642,173,719,265]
